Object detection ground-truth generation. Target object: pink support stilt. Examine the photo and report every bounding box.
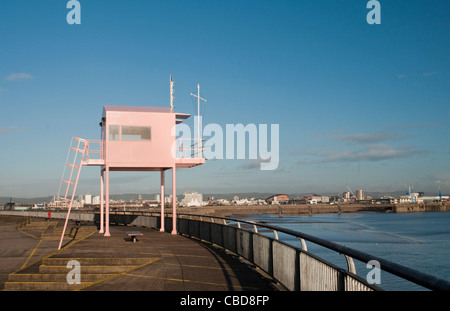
[172,166,177,235]
[99,169,104,234]
[104,166,110,237]
[160,169,165,232]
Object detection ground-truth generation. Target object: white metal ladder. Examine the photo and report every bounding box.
[57,137,88,250]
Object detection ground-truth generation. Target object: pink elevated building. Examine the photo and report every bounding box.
[57,84,205,249]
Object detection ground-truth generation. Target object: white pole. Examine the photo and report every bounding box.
[190,84,206,157]
[170,76,174,112]
[197,84,200,150]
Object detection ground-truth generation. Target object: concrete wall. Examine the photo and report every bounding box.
[252,234,273,276]
[0,210,95,221]
[273,240,298,291]
[393,204,448,213]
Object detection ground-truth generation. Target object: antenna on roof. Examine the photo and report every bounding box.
[170,75,175,112]
[190,84,207,151]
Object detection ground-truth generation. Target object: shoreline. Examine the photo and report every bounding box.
[175,203,450,217]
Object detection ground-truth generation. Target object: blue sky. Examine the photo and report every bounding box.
[1,0,449,198]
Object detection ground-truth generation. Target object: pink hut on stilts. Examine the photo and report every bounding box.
[56,77,205,249]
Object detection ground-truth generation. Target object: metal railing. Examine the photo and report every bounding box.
[173,212,450,291]
[84,139,104,162]
[174,138,204,159]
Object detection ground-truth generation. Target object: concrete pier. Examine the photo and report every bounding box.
[0,216,278,291]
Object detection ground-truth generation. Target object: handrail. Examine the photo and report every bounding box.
[85,139,104,161]
[175,138,203,158]
[171,212,450,291]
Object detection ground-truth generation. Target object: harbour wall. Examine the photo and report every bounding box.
[176,203,449,217]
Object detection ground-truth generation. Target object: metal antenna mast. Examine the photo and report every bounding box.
[190,84,206,151]
[170,75,175,112]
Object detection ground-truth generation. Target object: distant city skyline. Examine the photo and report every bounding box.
[1,1,449,198]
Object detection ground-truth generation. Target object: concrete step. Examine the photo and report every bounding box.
[39,265,137,274]
[4,256,157,291]
[22,224,51,228]
[40,227,94,238]
[43,257,153,266]
[8,273,116,282]
[3,281,94,291]
[22,221,58,228]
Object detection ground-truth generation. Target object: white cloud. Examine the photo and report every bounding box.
[333,132,403,145]
[422,72,439,77]
[308,129,426,164]
[397,72,439,79]
[0,126,26,134]
[238,158,271,170]
[5,73,33,81]
[318,145,426,163]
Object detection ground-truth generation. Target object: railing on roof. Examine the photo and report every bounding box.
[174,138,204,159]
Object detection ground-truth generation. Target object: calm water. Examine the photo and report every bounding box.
[237,211,450,291]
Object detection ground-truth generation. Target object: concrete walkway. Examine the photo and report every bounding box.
[1,216,279,291]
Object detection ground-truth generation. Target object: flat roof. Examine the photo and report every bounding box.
[102,106,191,120]
[104,106,171,113]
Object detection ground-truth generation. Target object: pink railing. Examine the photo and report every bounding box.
[175,138,204,159]
[84,139,104,162]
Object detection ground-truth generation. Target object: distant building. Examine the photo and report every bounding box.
[180,191,203,207]
[85,194,92,205]
[297,195,330,204]
[399,193,419,204]
[3,198,15,211]
[92,196,100,204]
[381,196,398,204]
[217,198,230,206]
[356,190,364,201]
[265,194,289,205]
[422,195,449,202]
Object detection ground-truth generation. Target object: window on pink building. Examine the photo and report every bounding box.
[121,126,151,141]
[109,125,120,141]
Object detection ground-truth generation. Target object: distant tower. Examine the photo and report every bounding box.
[170,75,175,112]
[356,190,364,201]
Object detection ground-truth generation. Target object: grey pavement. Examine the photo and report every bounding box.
[0,215,279,292]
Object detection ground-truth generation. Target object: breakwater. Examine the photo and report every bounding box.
[177,203,449,217]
